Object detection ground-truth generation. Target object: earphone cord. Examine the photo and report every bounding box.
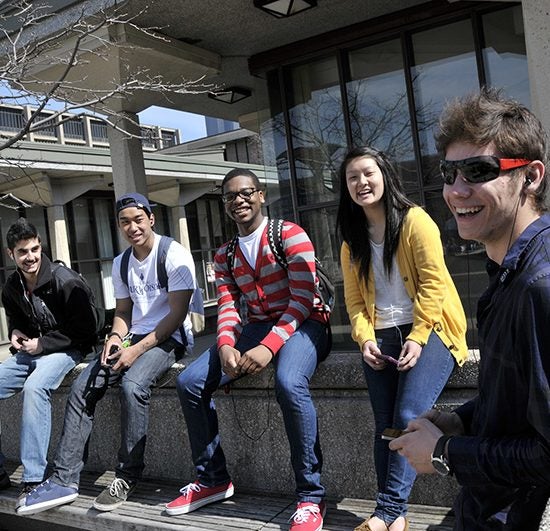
[505,187,523,255]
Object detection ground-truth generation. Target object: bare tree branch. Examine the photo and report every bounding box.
[0,0,216,151]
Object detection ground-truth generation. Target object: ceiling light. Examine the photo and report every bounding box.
[253,0,317,18]
[208,87,252,104]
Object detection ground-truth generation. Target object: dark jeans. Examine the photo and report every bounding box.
[52,336,181,487]
[364,324,455,524]
[176,319,328,503]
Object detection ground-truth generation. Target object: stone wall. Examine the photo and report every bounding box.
[0,350,478,506]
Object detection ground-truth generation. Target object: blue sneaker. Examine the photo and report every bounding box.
[17,478,78,515]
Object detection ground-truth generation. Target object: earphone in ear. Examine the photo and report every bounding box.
[524,176,533,186]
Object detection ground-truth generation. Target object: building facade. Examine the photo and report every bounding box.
[0,0,548,352]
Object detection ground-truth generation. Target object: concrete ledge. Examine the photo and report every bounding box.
[0,350,479,510]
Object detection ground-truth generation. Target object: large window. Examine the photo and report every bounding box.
[258,4,529,350]
[348,39,417,189]
[186,196,235,303]
[411,19,480,188]
[66,196,118,309]
[286,56,346,207]
[482,6,530,105]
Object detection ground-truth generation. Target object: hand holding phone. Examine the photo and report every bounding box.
[376,353,399,365]
[381,428,406,441]
[106,344,120,367]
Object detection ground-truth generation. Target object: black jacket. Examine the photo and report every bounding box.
[450,215,550,530]
[1,254,97,354]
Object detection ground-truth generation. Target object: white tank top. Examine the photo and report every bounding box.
[370,240,413,330]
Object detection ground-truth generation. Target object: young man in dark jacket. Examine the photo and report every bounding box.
[0,218,97,503]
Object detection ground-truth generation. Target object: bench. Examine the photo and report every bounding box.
[0,347,479,529]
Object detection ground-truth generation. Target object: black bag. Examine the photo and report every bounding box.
[51,261,105,344]
[266,219,335,312]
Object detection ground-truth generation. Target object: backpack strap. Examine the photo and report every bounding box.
[120,247,132,288]
[267,218,287,269]
[155,235,187,347]
[156,235,174,290]
[225,234,240,277]
[119,236,173,290]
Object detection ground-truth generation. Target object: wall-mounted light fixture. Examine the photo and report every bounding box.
[253,0,317,18]
[208,86,252,104]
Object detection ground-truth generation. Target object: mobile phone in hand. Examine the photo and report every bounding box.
[107,344,120,366]
[381,428,406,441]
[377,353,399,365]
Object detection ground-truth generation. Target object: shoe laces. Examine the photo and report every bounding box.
[21,483,39,495]
[109,477,131,497]
[290,503,321,524]
[179,482,201,497]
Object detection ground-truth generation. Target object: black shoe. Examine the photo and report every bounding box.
[93,477,136,512]
[0,467,11,490]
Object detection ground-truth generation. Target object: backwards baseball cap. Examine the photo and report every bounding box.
[115,192,156,215]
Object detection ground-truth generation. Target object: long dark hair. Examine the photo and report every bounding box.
[336,146,415,284]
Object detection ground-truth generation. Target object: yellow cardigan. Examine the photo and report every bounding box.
[340,206,468,366]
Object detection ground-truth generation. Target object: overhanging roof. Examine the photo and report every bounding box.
[0,140,277,206]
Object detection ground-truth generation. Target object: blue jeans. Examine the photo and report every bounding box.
[0,350,82,483]
[52,336,180,487]
[364,325,455,524]
[177,319,328,503]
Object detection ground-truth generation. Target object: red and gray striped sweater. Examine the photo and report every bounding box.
[214,220,329,355]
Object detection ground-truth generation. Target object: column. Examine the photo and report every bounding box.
[107,110,148,197]
[172,185,191,249]
[522,0,550,134]
[47,204,71,264]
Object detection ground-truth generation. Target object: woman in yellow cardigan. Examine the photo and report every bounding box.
[337,146,468,531]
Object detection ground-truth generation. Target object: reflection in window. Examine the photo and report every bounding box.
[93,199,115,259]
[300,206,355,350]
[348,39,417,190]
[424,190,486,347]
[287,56,347,206]
[483,6,530,106]
[411,20,479,187]
[72,199,95,260]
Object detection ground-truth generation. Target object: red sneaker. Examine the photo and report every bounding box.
[289,501,326,531]
[165,480,234,515]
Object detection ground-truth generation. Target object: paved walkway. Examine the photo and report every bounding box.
[0,464,455,531]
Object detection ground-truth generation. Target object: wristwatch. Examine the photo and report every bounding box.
[431,435,453,476]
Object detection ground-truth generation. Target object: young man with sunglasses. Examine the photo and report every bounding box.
[19,193,197,515]
[390,89,550,529]
[166,168,330,531]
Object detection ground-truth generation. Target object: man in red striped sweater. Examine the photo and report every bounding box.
[167,168,330,531]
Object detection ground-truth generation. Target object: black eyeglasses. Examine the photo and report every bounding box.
[221,188,259,203]
[440,156,531,185]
